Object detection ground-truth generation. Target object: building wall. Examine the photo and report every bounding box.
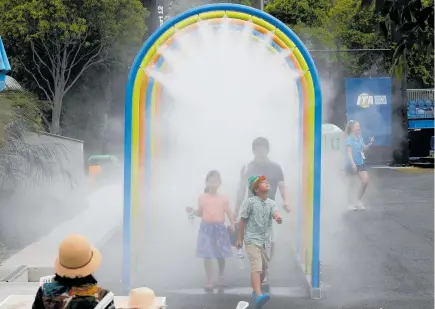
[0,133,87,253]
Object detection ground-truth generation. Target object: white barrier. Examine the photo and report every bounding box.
[322,123,345,163]
[321,123,347,211]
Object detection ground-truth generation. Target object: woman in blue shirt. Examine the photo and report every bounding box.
[345,120,374,211]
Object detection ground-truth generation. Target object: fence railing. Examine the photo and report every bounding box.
[408,89,434,120]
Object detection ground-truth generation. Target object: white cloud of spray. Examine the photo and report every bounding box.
[119,20,369,292]
[124,21,309,286]
[148,20,302,219]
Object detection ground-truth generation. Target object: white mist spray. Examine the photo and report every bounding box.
[128,19,305,288]
[147,19,301,221]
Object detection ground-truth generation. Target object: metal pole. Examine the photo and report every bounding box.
[401,50,409,164]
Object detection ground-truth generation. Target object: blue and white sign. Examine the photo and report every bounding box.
[345,77,392,146]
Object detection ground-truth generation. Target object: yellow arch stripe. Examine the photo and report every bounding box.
[130,12,316,275]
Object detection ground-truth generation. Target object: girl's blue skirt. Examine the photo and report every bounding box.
[197,222,232,259]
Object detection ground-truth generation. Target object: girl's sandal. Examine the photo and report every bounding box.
[216,277,228,288]
[204,281,214,293]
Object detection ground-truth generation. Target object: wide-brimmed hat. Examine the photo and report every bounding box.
[118,287,163,309]
[54,234,102,278]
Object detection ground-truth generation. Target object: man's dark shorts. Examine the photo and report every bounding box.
[345,164,367,176]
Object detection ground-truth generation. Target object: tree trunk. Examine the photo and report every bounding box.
[390,18,409,165]
[51,96,63,135]
[101,74,112,154]
[398,51,409,164]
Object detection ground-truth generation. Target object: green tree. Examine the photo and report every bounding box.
[330,0,385,48]
[0,90,67,187]
[266,0,433,86]
[0,0,148,134]
[329,0,392,76]
[360,0,434,75]
[265,0,334,49]
[407,47,434,87]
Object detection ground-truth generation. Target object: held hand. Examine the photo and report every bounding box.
[275,213,283,224]
[352,164,358,172]
[228,224,235,232]
[282,202,291,213]
[235,239,243,249]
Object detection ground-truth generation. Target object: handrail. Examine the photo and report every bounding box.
[407,89,434,102]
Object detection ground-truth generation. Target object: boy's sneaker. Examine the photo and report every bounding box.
[252,284,270,299]
[255,294,271,308]
[355,201,366,211]
[348,204,357,211]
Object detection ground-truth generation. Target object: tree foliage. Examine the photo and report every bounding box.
[360,0,434,78]
[266,0,334,49]
[0,90,68,188]
[0,0,148,134]
[265,0,433,87]
[0,91,41,141]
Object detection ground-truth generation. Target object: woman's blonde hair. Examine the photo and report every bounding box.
[345,120,359,136]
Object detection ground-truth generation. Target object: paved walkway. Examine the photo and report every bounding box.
[96,168,433,308]
[1,183,122,275]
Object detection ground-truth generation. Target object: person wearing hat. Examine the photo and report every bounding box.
[118,287,164,309]
[32,234,113,309]
[234,137,291,289]
[235,175,282,309]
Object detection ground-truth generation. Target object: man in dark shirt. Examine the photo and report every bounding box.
[234,137,291,288]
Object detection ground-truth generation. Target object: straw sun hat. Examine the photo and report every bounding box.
[54,234,102,278]
[118,287,163,309]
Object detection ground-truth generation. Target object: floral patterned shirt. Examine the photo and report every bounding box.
[32,281,113,309]
[240,196,276,247]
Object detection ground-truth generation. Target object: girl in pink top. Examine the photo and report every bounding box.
[186,170,234,292]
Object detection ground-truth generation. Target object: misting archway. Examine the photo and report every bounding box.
[124,3,322,298]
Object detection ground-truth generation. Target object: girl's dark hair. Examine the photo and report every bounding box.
[204,170,221,193]
[54,274,97,287]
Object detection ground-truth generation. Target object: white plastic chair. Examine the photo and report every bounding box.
[236,301,249,309]
[39,275,55,286]
[95,292,115,309]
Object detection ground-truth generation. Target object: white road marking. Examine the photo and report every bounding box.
[167,286,308,297]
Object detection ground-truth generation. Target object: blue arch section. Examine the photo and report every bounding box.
[0,37,11,92]
[124,3,322,292]
[0,37,11,73]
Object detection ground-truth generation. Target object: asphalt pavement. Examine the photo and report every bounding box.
[96,167,434,309]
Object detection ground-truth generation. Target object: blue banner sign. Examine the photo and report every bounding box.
[345,77,392,146]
